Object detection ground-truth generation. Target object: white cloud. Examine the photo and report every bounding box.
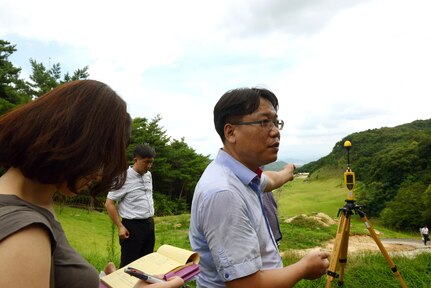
[1,0,430,163]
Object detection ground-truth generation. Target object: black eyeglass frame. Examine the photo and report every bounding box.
[231,119,284,130]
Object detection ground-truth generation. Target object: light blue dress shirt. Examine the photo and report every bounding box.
[189,149,282,288]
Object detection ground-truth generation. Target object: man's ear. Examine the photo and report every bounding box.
[224,123,236,144]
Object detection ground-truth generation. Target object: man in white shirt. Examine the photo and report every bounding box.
[421,225,429,246]
[105,144,156,267]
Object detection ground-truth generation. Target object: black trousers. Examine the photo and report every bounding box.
[119,217,155,268]
[424,233,429,245]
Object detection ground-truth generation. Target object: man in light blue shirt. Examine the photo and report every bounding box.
[189,88,329,288]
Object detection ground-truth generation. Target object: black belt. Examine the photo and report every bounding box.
[122,217,153,223]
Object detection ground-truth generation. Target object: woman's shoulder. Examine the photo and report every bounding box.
[0,195,57,247]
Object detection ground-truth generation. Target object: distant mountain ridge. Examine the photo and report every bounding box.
[264,161,287,171]
[299,118,431,174]
[264,159,305,171]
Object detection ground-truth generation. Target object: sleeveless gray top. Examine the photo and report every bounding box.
[0,194,99,288]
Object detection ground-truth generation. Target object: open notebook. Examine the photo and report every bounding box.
[100,245,200,288]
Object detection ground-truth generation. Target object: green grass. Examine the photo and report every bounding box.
[154,214,193,250]
[283,251,431,287]
[276,177,346,218]
[55,207,194,270]
[56,176,431,287]
[56,206,116,255]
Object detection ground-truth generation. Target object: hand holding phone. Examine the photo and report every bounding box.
[124,267,166,284]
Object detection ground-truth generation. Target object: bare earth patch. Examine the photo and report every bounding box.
[285,235,431,259]
[282,213,431,258]
[323,235,430,256]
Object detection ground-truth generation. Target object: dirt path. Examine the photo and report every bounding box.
[282,214,431,258]
[285,235,431,258]
[376,237,431,257]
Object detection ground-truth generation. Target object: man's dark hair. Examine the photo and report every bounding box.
[213,87,279,142]
[134,144,156,159]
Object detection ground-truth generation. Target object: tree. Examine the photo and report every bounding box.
[163,138,210,202]
[0,40,31,114]
[1,39,90,114]
[26,58,89,98]
[380,180,427,229]
[356,181,391,217]
[129,115,210,207]
[421,184,431,225]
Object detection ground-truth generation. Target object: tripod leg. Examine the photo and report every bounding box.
[326,212,350,288]
[358,213,408,288]
[337,215,351,286]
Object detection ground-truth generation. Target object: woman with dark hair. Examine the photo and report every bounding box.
[0,80,183,288]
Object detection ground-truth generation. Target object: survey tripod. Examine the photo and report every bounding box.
[325,140,407,288]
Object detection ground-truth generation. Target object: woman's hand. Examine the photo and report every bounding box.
[101,263,185,288]
[133,276,185,288]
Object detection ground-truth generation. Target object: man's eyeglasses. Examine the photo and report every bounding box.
[232,119,284,131]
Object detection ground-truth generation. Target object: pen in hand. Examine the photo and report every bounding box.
[124,267,166,284]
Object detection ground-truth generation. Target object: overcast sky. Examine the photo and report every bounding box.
[1,0,430,164]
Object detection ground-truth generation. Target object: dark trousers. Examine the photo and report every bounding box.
[119,217,155,268]
[424,234,429,245]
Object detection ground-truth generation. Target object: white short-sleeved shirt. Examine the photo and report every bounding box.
[189,149,282,287]
[107,167,154,219]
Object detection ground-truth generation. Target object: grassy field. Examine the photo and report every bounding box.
[57,176,431,287]
[276,177,346,218]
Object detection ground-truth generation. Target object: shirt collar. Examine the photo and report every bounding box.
[215,149,262,186]
[129,166,148,177]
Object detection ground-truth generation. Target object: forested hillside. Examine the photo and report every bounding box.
[298,119,431,231]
